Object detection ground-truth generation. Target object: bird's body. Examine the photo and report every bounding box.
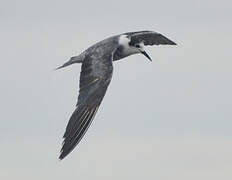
[57,31,176,160]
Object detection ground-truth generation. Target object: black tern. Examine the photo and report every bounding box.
[57,31,176,160]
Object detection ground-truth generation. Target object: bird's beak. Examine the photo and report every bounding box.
[140,50,152,61]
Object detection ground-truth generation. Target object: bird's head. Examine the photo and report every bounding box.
[130,42,152,61]
[118,35,152,61]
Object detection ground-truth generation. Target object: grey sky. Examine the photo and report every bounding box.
[1,0,232,179]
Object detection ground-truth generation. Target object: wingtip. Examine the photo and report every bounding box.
[59,149,66,160]
[59,139,68,160]
[158,33,177,46]
[59,147,71,160]
[59,156,64,161]
[171,41,177,45]
[165,36,177,46]
[59,154,65,160]
[58,156,63,161]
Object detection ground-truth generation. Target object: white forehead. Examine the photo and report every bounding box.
[118,35,130,46]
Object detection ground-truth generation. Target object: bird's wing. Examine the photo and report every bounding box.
[59,51,114,160]
[126,31,177,46]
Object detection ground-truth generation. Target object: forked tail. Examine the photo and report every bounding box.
[55,53,84,70]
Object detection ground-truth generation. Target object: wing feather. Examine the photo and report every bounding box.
[59,51,114,160]
[125,31,177,46]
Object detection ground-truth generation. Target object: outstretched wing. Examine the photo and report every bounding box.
[59,52,114,160]
[125,31,177,46]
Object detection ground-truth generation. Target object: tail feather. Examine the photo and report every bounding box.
[55,55,83,70]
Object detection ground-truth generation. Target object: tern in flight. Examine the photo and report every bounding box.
[56,31,177,160]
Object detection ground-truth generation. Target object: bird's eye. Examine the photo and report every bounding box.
[135,44,140,48]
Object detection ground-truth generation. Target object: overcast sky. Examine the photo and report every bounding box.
[1,0,232,179]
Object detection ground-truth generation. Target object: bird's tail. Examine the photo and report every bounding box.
[55,54,84,70]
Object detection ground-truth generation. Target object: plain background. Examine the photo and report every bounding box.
[1,0,232,179]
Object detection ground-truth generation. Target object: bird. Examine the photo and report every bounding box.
[56,31,177,160]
